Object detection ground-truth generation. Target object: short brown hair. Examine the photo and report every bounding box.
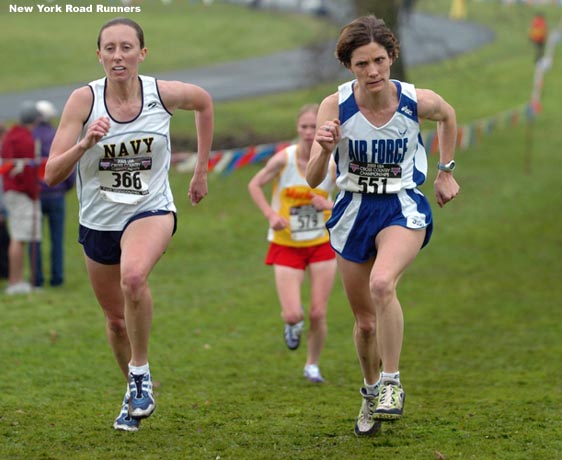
[336,15,400,68]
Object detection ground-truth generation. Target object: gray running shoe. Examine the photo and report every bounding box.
[354,387,381,436]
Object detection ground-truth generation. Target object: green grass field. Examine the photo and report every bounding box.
[1,1,562,459]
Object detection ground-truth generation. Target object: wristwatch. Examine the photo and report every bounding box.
[437,160,456,172]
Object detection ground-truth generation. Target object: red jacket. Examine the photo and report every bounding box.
[1,125,41,199]
[529,16,547,44]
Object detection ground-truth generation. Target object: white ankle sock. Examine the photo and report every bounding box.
[364,376,381,395]
[129,363,149,375]
[381,371,400,382]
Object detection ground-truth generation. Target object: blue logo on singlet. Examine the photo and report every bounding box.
[348,138,408,163]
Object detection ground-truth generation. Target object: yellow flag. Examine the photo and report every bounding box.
[450,0,467,20]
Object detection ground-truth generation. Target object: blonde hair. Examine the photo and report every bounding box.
[297,103,319,121]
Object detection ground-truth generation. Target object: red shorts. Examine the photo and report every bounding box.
[265,241,335,270]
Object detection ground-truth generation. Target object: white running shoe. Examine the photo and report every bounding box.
[5,282,32,295]
[303,364,324,383]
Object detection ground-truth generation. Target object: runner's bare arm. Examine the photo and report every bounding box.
[44,87,106,186]
[306,93,340,188]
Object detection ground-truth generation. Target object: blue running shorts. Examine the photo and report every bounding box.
[78,210,177,265]
[326,189,433,263]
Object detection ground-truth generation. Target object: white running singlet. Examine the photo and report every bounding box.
[77,75,176,231]
[334,79,428,194]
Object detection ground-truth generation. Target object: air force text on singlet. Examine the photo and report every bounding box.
[347,137,408,164]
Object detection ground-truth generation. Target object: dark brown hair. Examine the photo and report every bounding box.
[336,15,400,67]
[97,17,145,49]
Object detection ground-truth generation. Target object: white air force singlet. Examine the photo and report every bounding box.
[326,79,433,262]
[334,79,428,194]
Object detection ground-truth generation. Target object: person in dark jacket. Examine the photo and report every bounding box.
[29,100,75,287]
[1,102,42,294]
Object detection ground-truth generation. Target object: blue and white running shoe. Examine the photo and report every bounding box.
[128,373,155,419]
[284,320,304,350]
[113,393,140,432]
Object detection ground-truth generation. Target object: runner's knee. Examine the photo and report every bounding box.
[369,271,395,304]
[106,316,127,336]
[121,269,148,301]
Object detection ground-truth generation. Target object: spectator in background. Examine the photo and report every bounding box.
[29,100,75,288]
[1,103,42,295]
[529,12,548,62]
[0,122,10,280]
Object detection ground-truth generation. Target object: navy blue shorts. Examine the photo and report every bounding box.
[78,210,177,265]
[326,189,433,263]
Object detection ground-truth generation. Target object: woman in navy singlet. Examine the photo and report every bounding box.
[44,17,214,432]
